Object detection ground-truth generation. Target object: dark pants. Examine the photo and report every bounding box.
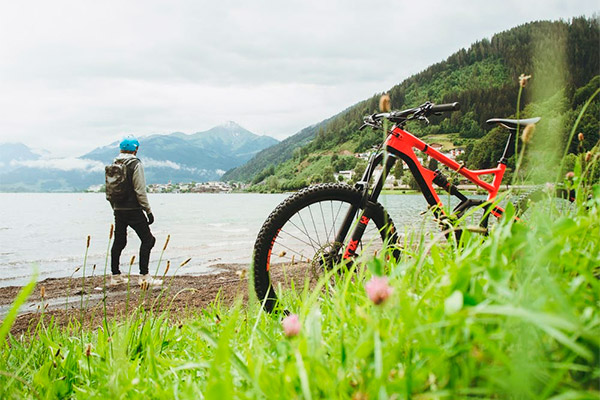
[111,209,156,275]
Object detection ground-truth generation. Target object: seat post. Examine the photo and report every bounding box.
[498,131,514,165]
[487,117,540,165]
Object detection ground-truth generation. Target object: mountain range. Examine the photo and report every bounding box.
[0,122,278,192]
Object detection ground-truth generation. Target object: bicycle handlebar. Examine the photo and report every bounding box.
[430,102,460,113]
[360,101,460,130]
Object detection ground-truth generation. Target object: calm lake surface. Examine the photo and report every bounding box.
[0,192,432,287]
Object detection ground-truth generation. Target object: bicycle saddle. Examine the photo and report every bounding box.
[486,117,541,131]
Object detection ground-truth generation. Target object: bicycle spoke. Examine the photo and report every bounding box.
[295,210,320,252]
[328,200,350,242]
[319,201,331,244]
[307,204,322,245]
[329,200,336,239]
[273,200,362,267]
[287,216,320,251]
[278,228,317,252]
[271,238,311,262]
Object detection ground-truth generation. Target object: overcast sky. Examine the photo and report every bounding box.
[0,1,597,157]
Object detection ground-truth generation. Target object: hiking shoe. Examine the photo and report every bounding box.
[110,274,129,286]
[139,275,163,288]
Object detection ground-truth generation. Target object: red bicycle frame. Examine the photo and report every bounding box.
[385,125,506,217]
[339,104,537,260]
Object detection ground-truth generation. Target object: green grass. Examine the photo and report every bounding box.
[1,185,599,399]
[2,84,600,397]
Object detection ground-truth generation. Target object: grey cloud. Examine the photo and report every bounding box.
[10,158,105,172]
[0,0,597,156]
[142,158,182,170]
[142,158,213,176]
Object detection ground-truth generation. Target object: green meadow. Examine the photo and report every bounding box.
[1,173,599,399]
[1,87,599,400]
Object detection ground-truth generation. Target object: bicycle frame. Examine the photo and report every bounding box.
[340,124,508,260]
[385,125,507,215]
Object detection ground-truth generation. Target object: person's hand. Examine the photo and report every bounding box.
[147,213,154,225]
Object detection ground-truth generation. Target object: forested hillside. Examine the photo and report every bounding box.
[224,17,599,189]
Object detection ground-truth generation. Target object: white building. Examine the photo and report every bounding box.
[335,170,354,181]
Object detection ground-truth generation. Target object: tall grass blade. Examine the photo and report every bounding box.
[0,270,37,346]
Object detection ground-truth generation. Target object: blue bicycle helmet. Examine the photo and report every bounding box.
[120,136,139,152]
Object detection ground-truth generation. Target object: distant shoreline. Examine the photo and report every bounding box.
[0,184,538,195]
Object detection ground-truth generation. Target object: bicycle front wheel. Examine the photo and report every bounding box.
[252,183,398,312]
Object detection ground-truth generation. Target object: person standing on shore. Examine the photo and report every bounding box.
[106,136,162,287]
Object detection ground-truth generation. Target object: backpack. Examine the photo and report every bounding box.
[105,158,138,202]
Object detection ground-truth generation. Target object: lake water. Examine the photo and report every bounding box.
[0,192,433,287]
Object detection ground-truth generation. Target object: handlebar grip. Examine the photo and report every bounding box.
[431,102,460,113]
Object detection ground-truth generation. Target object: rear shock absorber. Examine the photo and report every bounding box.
[433,169,467,202]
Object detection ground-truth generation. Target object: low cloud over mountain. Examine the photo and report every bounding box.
[0,122,278,192]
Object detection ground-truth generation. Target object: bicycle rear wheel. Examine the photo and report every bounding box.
[514,185,576,216]
[252,183,398,312]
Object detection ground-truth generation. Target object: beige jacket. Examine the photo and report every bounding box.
[113,153,152,214]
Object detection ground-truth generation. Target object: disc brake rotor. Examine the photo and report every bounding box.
[310,241,343,279]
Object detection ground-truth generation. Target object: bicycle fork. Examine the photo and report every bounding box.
[342,210,376,260]
[337,152,397,261]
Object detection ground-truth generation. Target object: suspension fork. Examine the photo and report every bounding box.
[338,153,397,260]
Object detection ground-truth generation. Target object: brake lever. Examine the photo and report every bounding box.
[360,122,382,131]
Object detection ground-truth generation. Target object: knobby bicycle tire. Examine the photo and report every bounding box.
[252,183,399,312]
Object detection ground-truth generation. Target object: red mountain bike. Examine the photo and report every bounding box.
[252,101,574,312]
